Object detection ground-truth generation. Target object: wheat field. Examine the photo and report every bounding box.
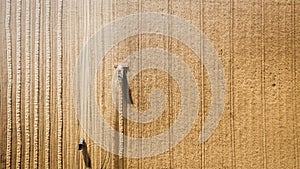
[0,0,299,168]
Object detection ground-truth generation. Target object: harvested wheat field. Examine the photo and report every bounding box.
[0,0,300,168]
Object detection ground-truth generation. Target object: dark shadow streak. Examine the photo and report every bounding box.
[81,141,91,168]
[121,67,133,105]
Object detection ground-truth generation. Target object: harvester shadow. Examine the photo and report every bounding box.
[121,67,133,105]
[81,141,91,168]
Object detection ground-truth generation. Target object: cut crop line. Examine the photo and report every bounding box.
[5,0,12,167]
[24,0,31,168]
[44,0,51,168]
[16,0,22,168]
[57,0,64,168]
[33,0,41,168]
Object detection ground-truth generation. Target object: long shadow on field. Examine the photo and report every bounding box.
[81,141,91,168]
